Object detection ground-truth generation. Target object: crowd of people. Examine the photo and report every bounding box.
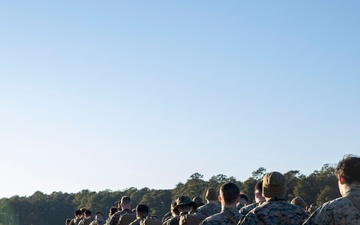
[66,154,360,225]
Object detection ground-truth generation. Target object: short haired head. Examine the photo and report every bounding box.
[334,154,360,184]
[220,182,240,205]
[254,179,263,193]
[85,210,92,217]
[95,212,104,224]
[192,196,204,207]
[110,207,118,215]
[75,209,82,216]
[121,196,132,204]
[205,188,218,201]
[291,197,306,209]
[136,204,149,217]
[262,171,287,198]
[239,193,249,202]
[80,208,87,214]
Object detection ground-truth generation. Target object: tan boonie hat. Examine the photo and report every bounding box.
[262,171,287,198]
[205,188,218,201]
[291,197,306,209]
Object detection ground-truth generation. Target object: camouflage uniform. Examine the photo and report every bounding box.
[109,209,133,225]
[70,218,82,225]
[165,214,181,225]
[129,218,142,225]
[79,217,94,225]
[196,203,221,217]
[303,184,360,225]
[200,207,243,225]
[163,212,189,225]
[162,212,172,223]
[236,204,245,211]
[239,202,262,216]
[238,198,308,225]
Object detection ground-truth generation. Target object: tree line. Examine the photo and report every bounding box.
[0,163,340,225]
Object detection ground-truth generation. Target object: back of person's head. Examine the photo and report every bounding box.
[290,197,306,209]
[65,218,71,225]
[110,207,118,216]
[75,209,82,216]
[95,211,104,224]
[85,210,92,217]
[262,171,287,198]
[205,188,218,201]
[95,211,103,217]
[254,179,265,203]
[121,196,132,204]
[121,196,132,210]
[254,179,263,193]
[220,182,240,205]
[136,204,149,218]
[80,208,87,217]
[334,154,360,184]
[192,196,204,208]
[239,193,249,205]
[80,208,87,212]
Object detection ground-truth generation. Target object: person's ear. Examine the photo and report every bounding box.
[338,175,345,185]
[218,195,222,202]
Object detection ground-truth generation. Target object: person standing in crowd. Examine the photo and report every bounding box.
[129,204,149,225]
[236,194,249,211]
[162,202,177,224]
[239,171,307,225]
[196,188,221,217]
[200,182,243,225]
[70,210,83,225]
[166,196,197,225]
[303,154,360,225]
[239,179,266,216]
[109,196,134,225]
[90,211,104,225]
[79,210,94,225]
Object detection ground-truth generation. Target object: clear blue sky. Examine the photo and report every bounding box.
[0,1,359,199]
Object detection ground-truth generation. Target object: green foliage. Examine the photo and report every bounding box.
[0,164,342,225]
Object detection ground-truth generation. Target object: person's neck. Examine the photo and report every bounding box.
[222,203,236,210]
[340,183,351,196]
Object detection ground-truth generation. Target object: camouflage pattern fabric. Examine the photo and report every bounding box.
[179,212,206,225]
[200,208,243,225]
[109,209,133,225]
[162,212,172,223]
[118,212,136,225]
[239,203,258,216]
[79,217,95,225]
[142,217,162,225]
[238,198,308,225]
[165,215,180,225]
[303,185,360,225]
[166,212,192,225]
[162,216,173,225]
[236,204,245,211]
[70,217,82,225]
[129,218,142,225]
[196,203,221,217]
